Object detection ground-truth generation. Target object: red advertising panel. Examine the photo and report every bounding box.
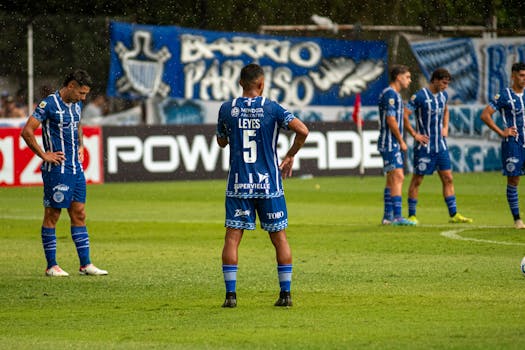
[0,127,104,186]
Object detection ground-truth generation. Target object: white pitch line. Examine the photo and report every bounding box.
[441,228,525,246]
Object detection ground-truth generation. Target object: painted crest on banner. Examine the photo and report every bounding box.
[115,30,172,97]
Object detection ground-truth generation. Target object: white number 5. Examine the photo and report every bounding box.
[243,130,257,163]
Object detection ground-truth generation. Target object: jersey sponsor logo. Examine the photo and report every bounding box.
[234,209,251,217]
[258,172,269,182]
[233,182,270,191]
[231,106,240,118]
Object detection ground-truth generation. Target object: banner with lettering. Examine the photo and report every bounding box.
[107,21,387,107]
[409,37,525,103]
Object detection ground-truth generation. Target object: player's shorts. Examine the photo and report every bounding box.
[42,171,86,208]
[501,139,525,176]
[413,147,451,175]
[380,149,404,173]
[225,196,288,232]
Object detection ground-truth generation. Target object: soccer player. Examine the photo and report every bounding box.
[480,62,525,229]
[403,68,472,225]
[21,69,107,277]
[216,63,309,308]
[378,64,415,226]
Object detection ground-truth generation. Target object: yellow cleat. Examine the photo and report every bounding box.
[449,213,473,224]
[407,215,419,225]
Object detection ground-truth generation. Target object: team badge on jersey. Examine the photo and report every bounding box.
[39,101,47,108]
[494,94,500,100]
[410,95,416,101]
[231,106,240,118]
[389,98,395,106]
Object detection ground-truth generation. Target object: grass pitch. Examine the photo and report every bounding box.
[1,172,524,349]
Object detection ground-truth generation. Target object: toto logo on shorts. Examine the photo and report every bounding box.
[267,211,284,219]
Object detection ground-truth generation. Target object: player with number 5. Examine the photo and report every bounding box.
[216,63,309,308]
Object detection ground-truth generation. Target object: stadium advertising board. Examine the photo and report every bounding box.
[107,21,387,107]
[0,127,103,186]
[103,123,384,182]
[409,36,525,104]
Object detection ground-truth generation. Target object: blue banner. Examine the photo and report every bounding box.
[410,36,525,103]
[107,21,387,106]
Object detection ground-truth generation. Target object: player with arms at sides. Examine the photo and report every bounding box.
[216,63,309,308]
[403,68,473,225]
[378,64,415,226]
[21,69,107,277]
[480,62,525,229]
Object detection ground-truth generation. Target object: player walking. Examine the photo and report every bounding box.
[217,63,309,307]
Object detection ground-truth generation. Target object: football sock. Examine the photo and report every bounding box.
[506,184,520,220]
[445,195,457,217]
[392,195,402,219]
[71,226,91,267]
[277,264,293,292]
[222,264,238,293]
[41,227,57,269]
[383,188,393,220]
[408,198,418,217]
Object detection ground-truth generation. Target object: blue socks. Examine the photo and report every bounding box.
[507,184,520,220]
[392,196,402,219]
[41,227,57,269]
[222,264,238,292]
[383,188,393,221]
[445,195,457,217]
[277,264,293,292]
[71,226,91,266]
[408,198,417,217]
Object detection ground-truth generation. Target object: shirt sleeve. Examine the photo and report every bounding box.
[32,99,49,122]
[406,93,418,112]
[271,101,295,129]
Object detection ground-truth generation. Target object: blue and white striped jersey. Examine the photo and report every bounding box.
[406,88,449,153]
[489,88,525,145]
[32,91,84,174]
[377,87,404,152]
[217,96,295,198]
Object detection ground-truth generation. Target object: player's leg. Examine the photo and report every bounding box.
[221,197,255,307]
[41,171,68,276]
[259,196,293,306]
[407,174,424,223]
[437,149,472,223]
[502,140,525,228]
[380,151,395,224]
[506,176,523,228]
[389,166,414,226]
[67,173,107,275]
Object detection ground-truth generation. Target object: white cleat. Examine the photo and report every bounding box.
[45,265,69,277]
[79,264,108,276]
[515,219,525,229]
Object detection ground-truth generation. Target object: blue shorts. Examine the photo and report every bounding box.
[42,171,86,208]
[380,149,404,173]
[413,147,451,175]
[501,139,525,176]
[225,196,288,232]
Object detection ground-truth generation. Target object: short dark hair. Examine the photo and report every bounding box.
[240,63,264,87]
[390,65,410,82]
[63,69,92,87]
[430,68,452,82]
[511,62,525,73]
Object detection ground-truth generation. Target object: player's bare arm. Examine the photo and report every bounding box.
[78,122,85,163]
[386,115,407,151]
[279,118,309,179]
[480,105,517,138]
[21,116,65,165]
[442,105,449,138]
[216,135,229,148]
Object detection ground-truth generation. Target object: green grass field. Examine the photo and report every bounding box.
[1,172,525,349]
